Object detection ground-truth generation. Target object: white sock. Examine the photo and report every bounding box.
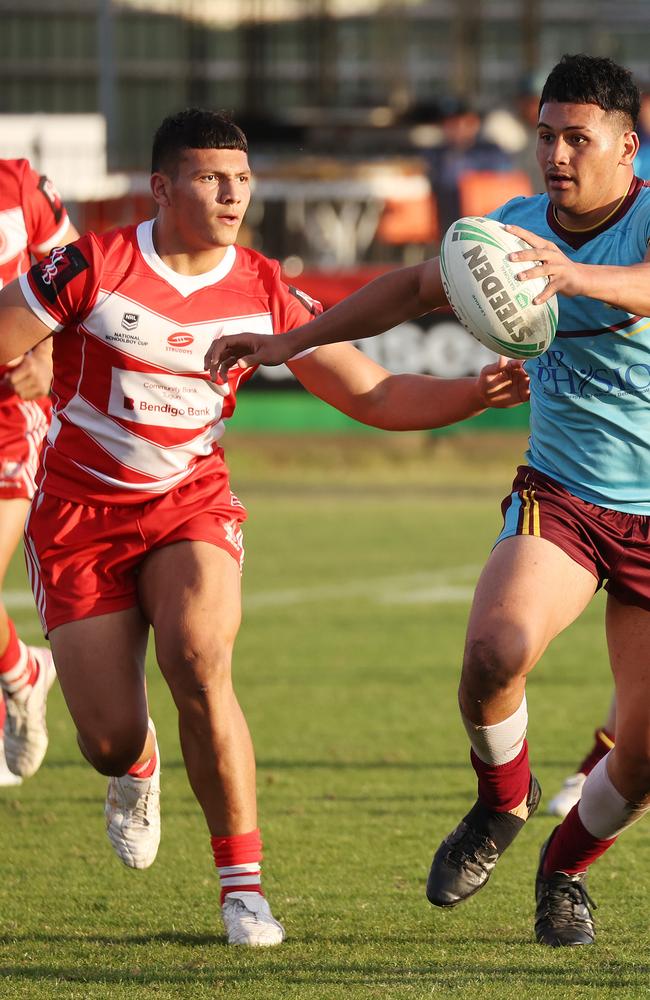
[462,695,528,765]
[0,642,35,702]
[578,754,650,839]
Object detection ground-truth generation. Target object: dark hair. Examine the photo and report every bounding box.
[539,55,640,128]
[151,108,248,175]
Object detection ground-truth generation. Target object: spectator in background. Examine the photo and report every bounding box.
[424,97,514,234]
[483,76,543,194]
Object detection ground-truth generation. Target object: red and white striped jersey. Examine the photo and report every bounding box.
[0,158,71,402]
[0,159,70,290]
[19,220,322,505]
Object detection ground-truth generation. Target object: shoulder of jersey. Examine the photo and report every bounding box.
[496,192,549,225]
[0,158,29,179]
[91,224,141,264]
[235,243,279,273]
[0,158,28,196]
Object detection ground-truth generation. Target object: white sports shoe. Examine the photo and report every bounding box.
[3,646,56,778]
[0,738,22,786]
[105,734,161,870]
[547,772,586,818]
[221,891,285,947]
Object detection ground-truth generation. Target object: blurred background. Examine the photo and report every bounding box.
[2,0,649,432]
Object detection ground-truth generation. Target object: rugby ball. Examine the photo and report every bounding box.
[440,216,558,359]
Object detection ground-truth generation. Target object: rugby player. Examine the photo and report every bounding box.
[207,55,650,946]
[0,109,526,945]
[0,159,78,786]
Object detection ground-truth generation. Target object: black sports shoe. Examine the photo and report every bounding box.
[535,831,596,947]
[427,773,541,907]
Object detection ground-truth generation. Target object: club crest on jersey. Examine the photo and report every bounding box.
[122,312,139,331]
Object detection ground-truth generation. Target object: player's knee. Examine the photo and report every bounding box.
[462,631,532,698]
[159,634,234,701]
[79,729,148,776]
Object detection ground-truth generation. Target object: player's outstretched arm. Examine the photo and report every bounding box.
[205,257,446,381]
[288,344,529,432]
[0,281,53,363]
[505,224,650,314]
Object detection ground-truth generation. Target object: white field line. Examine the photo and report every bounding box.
[5,565,480,618]
[243,566,480,610]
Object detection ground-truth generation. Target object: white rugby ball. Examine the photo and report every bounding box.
[440,216,558,359]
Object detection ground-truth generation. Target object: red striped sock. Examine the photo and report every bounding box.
[212,828,264,904]
[471,740,531,812]
[0,621,37,698]
[543,804,616,876]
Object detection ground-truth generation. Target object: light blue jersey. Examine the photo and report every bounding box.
[489,177,650,513]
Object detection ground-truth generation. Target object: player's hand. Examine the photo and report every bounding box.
[204,331,296,383]
[4,349,53,400]
[504,224,589,302]
[477,355,530,409]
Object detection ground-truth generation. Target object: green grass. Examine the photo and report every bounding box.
[0,434,646,999]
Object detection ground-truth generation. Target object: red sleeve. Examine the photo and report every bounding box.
[18,160,70,254]
[21,233,101,331]
[271,265,324,334]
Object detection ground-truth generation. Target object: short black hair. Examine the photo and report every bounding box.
[539,54,640,129]
[151,108,248,176]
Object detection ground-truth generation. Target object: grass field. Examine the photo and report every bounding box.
[0,433,647,999]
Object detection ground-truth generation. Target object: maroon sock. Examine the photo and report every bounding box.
[471,740,531,812]
[543,804,616,876]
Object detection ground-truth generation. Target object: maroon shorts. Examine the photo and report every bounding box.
[497,465,650,611]
[24,473,247,635]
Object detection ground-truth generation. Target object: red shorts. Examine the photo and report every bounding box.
[0,397,50,500]
[24,473,247,635]
[497,465,650,611]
